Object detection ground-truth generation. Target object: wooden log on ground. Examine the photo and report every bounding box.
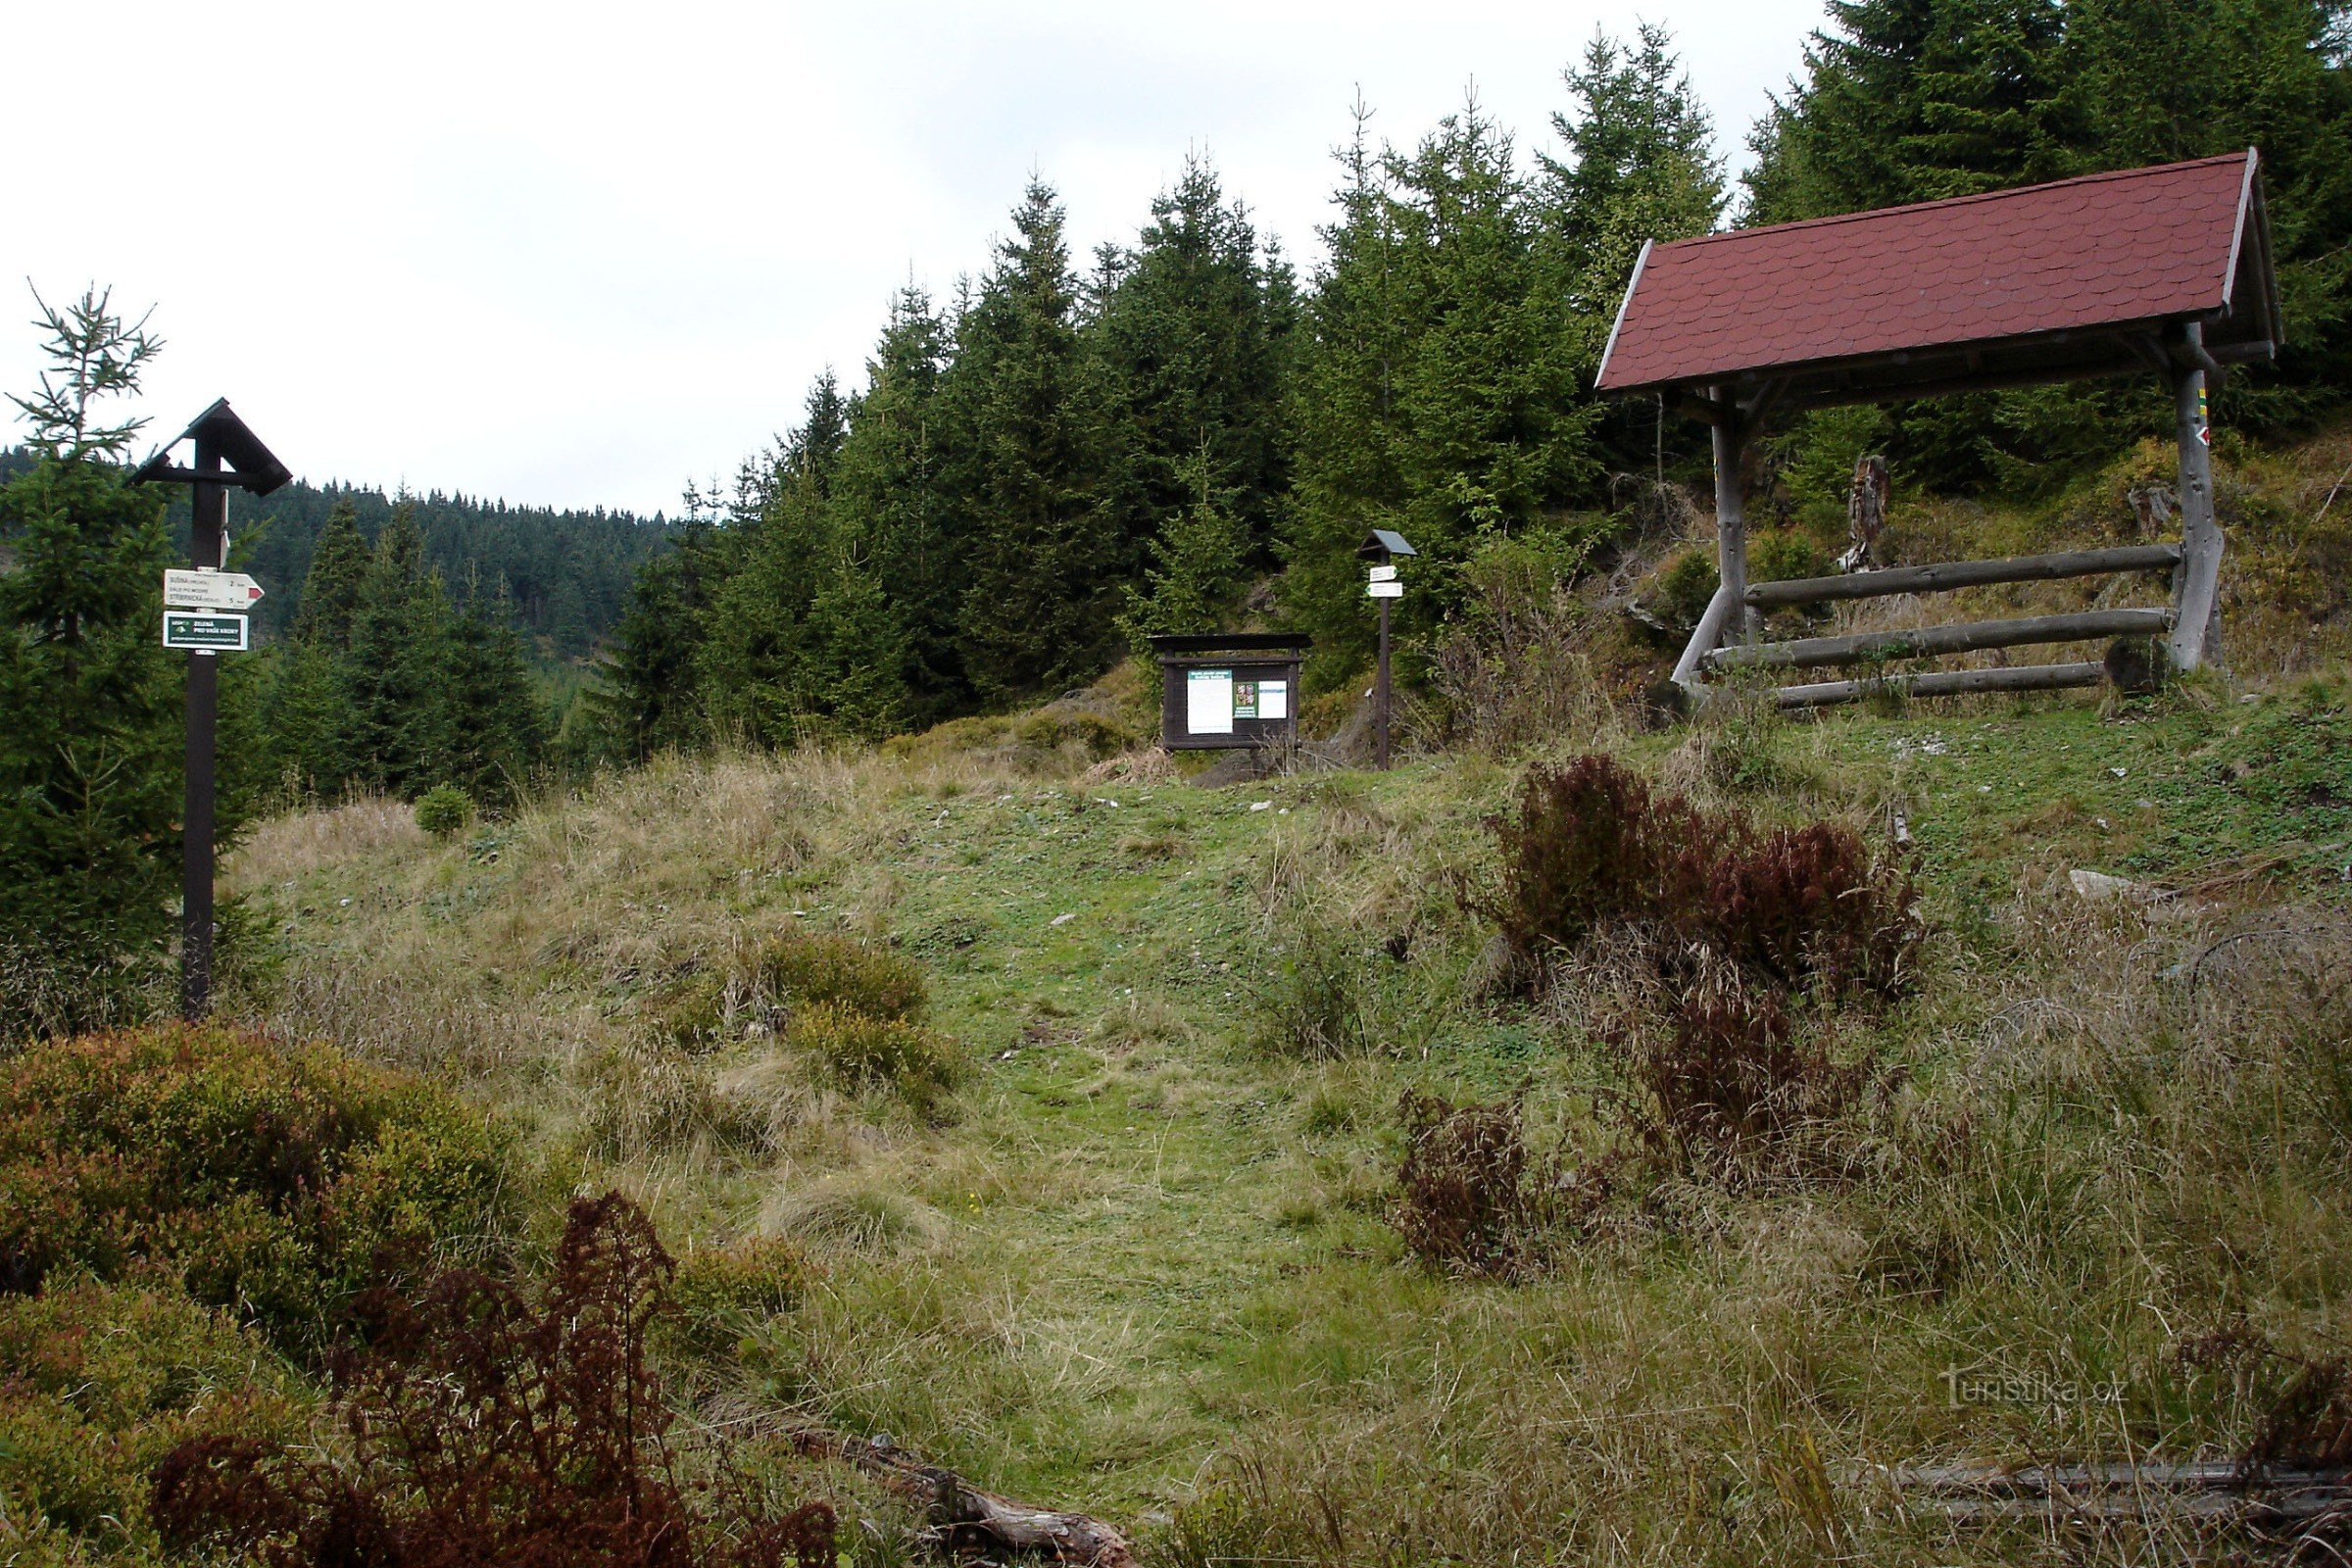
[1774,661,2106,710]
[1866,1459,2352,1525]
[787,1428,1136,1566]
[1711,609,2169,672]
[1744,544,2180,610]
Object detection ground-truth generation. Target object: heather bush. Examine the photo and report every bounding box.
[150,1193,837,1568]
[0,1024,514,1353]
[745,928,927,1024]
[786,1000,957,1111]
[1629,990,1870,1165]
[0,1273,311,1560]
[1393,1090,1611,1277]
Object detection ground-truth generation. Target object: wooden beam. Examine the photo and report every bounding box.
[2169,322,2225,671]
[1774,661,2107,710]
[1671,582,1739,694]
[1711,395,1753,648]
[1709,608,2170,671]
[1745,545,2180,609]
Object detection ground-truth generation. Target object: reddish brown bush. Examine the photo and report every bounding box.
[1474,756,1922,1004]
[1632,993,1869,1161]
[1475,756,1705,959]
[1394,1092,1613,1277]
[151,1193,834,1568]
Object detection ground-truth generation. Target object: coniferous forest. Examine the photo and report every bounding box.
[590,3,2352,758]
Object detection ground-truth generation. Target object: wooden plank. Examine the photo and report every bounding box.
[1746,544,2180,609]
[1773,661,2107,709]
[1711,609,2168,672]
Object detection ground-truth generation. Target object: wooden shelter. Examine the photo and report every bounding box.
[1596,151,2280,707]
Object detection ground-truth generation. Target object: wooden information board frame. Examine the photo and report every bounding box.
[1149,633,1311,752]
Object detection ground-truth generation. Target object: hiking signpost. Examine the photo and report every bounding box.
[132,400,291,1021]
[1357,530,1415,770]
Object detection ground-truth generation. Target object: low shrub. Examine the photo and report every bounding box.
[0,1275,313,1560]
[413,783,473,838]
[1630,990,1870,1163]
[1393,1091,1608,1278]
[662,1236,808,1360]
[0,1024,514,1353]
[787,1001,957,1110]
[1638,546,1719,640]
[746,929,927,1025]
[1473,755,1921,1004]
[150,1193,838,1568]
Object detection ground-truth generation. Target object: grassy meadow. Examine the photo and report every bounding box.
[203,664,2352,1565]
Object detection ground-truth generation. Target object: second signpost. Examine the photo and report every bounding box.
[1357,529,1414,770]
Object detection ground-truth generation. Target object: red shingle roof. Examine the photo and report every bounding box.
[1596,153,2265,398]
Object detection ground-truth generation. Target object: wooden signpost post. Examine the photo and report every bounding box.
[132,401,290,1020]
[1357,530,1414,770]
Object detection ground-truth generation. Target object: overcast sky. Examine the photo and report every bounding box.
[5,1,1826,516]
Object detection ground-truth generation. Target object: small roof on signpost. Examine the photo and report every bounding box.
[131,398,292,495]
[1356,529,1417,562]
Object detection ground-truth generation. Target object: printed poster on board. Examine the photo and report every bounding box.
[1186,668,1234,734]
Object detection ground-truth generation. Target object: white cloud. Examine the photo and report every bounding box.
[2,0,1822,514]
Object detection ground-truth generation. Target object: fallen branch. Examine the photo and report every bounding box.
[786,1427,1136,1567]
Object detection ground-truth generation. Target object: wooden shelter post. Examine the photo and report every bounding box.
[1711,395,1751,646]
[2168,322,2224,671]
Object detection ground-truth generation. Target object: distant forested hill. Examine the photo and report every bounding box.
[187,476,674,658]
[2,447,672,659]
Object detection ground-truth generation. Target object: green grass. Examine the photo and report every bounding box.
[204,679,2352,1564]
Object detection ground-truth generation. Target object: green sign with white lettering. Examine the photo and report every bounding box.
[162,611,250,652]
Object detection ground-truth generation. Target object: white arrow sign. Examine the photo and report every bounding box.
[1367,564,1398,583]
[164,569,266,611]
[1367,579,1404,599]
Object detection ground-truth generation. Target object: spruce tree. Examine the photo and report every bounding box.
[342,500,454,796]
[439,588,545,804]
[0,287,182,1028]
[1118,449,1250,649]
[290,497,368,652]
[840,288,962,721]
[1546,24,1727,327]
[1281,100,1595,673]
[590,536,713,760]
[939,179,1117,703]
[1089,157,1294,582]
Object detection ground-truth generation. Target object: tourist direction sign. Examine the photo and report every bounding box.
[164,568,265,611]
[162,611,250,652]
[1366,579,1403,599]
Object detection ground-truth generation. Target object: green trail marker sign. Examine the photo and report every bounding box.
[163,611,251,652]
